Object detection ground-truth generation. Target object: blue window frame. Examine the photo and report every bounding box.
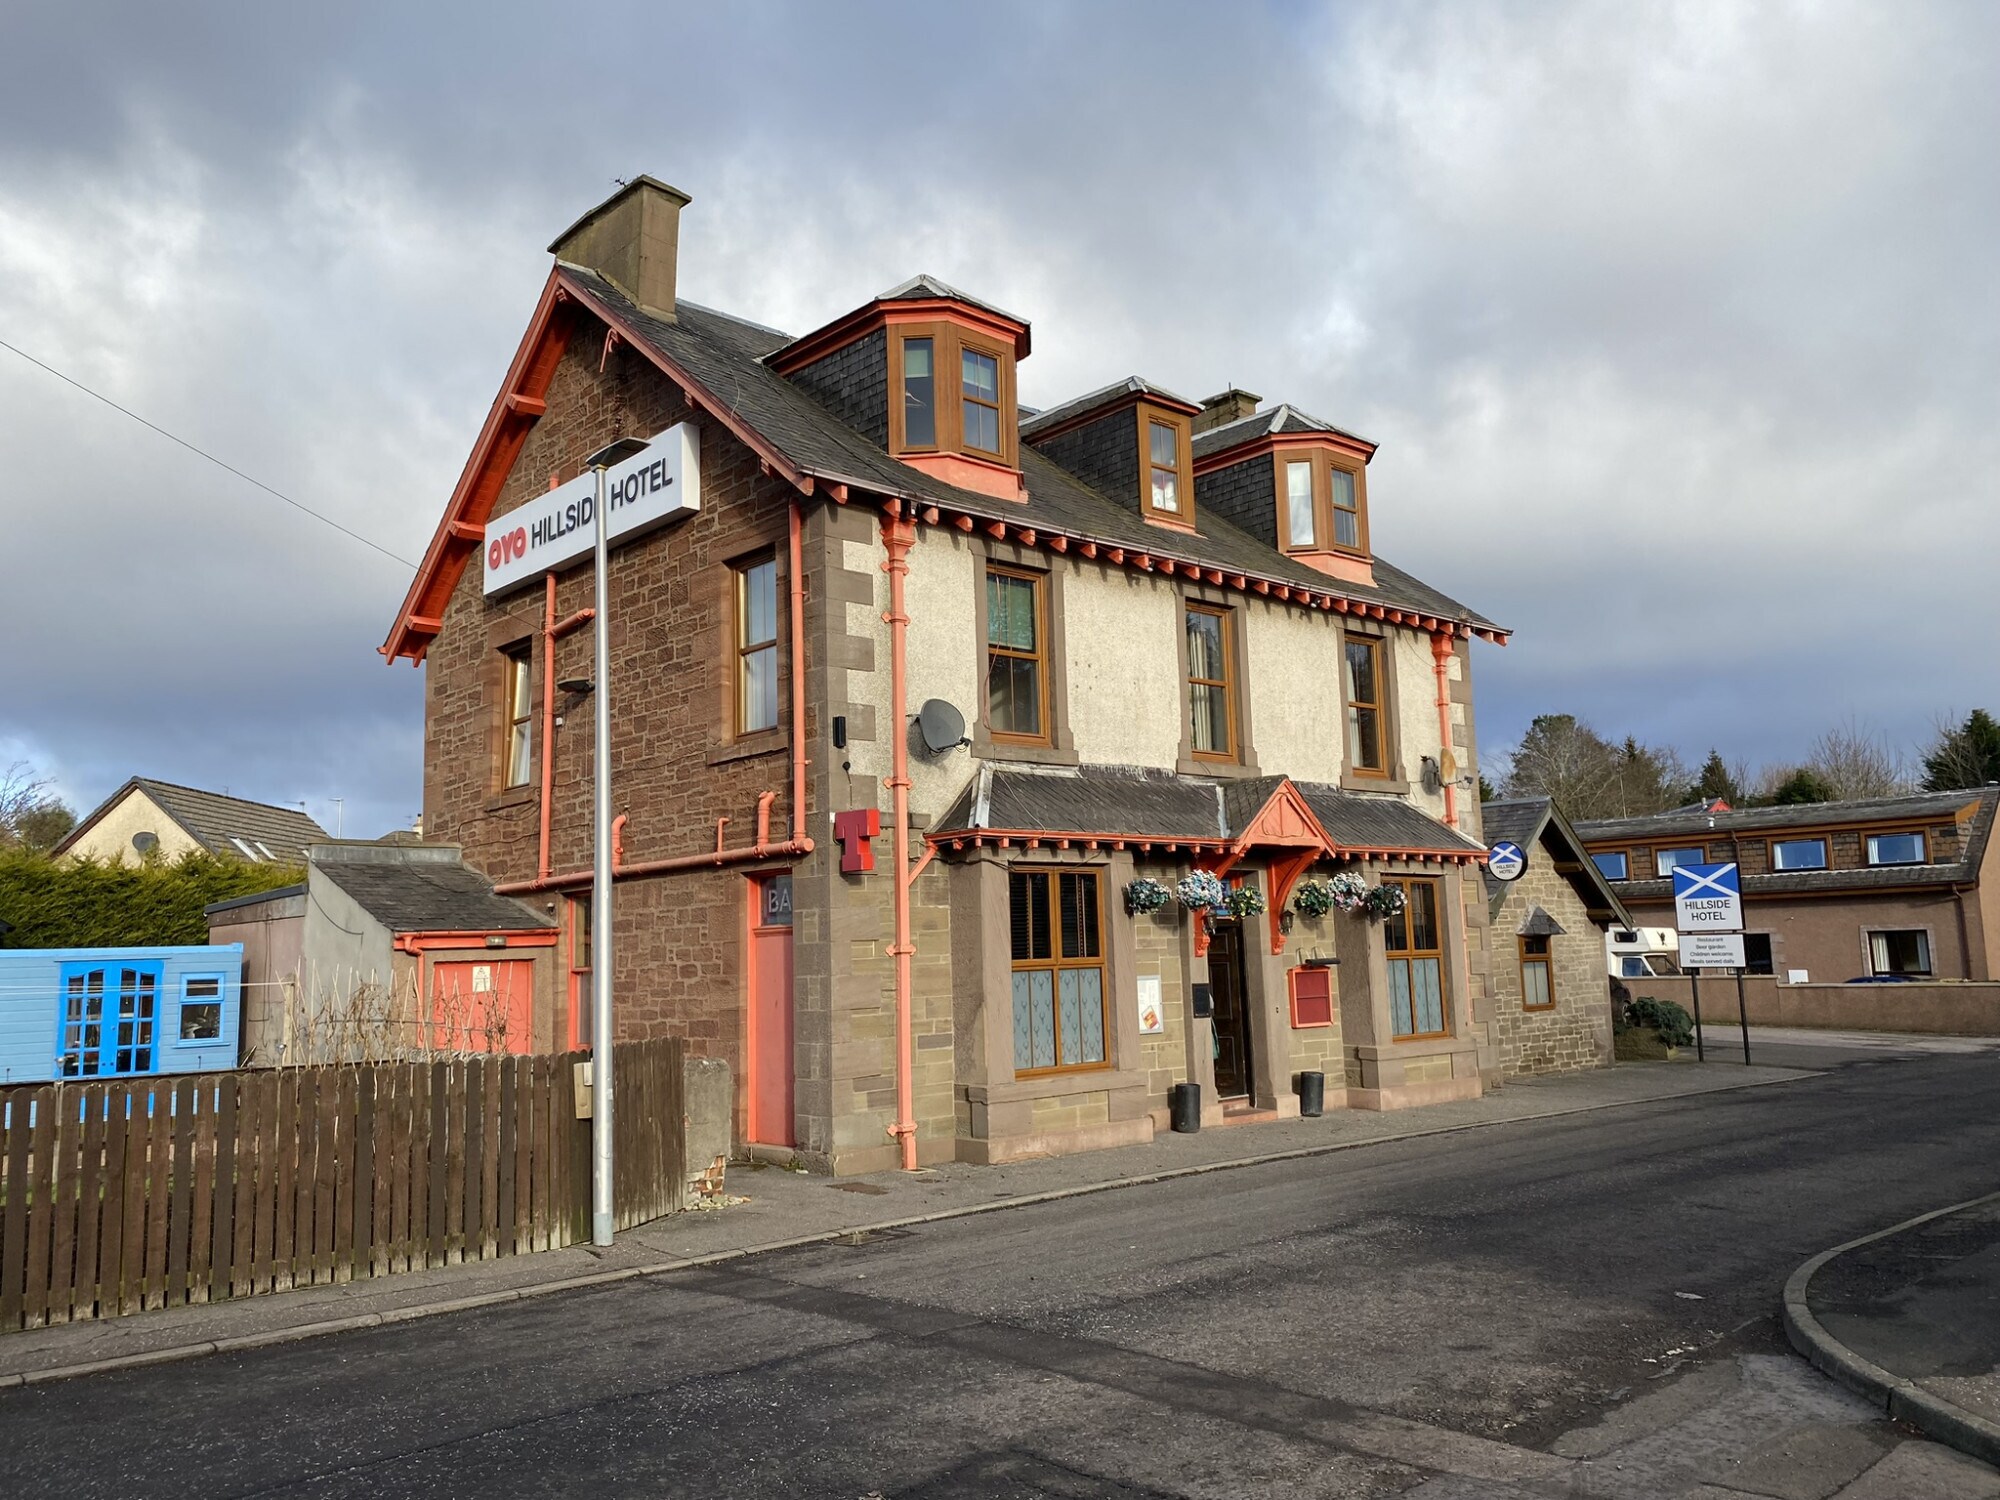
[57,961,162,1078]
[1591,851,1629,880]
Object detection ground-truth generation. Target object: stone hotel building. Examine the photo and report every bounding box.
[384,177,1519,1174]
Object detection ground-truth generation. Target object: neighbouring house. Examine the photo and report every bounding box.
[380,176,1510,1173]
[204,842,560,1065]
[55,778,327,867]
[1575,788,2000,983]
[1478,797,1632,1076]
[0,944,244,1085]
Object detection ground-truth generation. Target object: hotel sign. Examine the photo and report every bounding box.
[1672,862,1742,934]
[482,423,701,595]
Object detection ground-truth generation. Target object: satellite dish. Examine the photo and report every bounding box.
[917,699,968,755]
[131,831,159,854]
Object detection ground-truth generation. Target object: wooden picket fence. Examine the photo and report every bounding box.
[0,1039,686,1333]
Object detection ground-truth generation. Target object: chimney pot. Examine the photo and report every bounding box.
[548,175,692,322]
[1193,387,1261,435]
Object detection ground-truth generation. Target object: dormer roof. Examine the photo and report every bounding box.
[765,273,1031,374]
[1193,402,1376,462]
[1020,377,1202,440]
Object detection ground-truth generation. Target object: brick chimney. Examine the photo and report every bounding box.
[548,176,692,322]
[1193,388,1261,435]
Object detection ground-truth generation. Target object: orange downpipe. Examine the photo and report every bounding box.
[1431,632,1458,829]
[881,507,919,1169]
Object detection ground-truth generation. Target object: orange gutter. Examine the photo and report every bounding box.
[393,931,558,952]
[538,575,596,882]
[1431,633,1459,829]
[881,505,919,1169]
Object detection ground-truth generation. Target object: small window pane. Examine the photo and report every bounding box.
[962,350,1001,454]
[962,348,999,403]
[1406,881,1438,951]
[741,559,777,647]
[1867,833,1926,866]
[1654,847,1705,876]
[1192,683,1230,755]
[1772,838,1827,871]
[1592,852,1628,880]
[964,399,1000,455]
[1869,929,1931,975]
[988,654,1042,737]
[742,646,778,733]
[180,1004,222,1042]
[1287,461,1315,547]
[1151,466,1179,512]
[986,573,1038,650]
[903,338,935,447]
[1522,960,1551,1009]
[1059,873,1100,959]
[1009,872,1051,961]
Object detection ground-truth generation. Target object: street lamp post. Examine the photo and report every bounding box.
[584,435,649,1247]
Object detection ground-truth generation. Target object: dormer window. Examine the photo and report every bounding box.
[888,323,1019,472]
[902,338,936,446]
[1148,420,1182,514]
[1276,448,1368,559]
[962,348,1002,454]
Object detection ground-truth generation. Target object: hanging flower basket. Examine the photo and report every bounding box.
[1124,878,1171,916]
[1174,870,1227,912]
[1327,871,1369,913]
[1223,885,1266,920]
[1292,879,1338,919]
[1361,882,1407,921]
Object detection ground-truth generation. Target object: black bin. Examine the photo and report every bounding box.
[1297,1071,1325,1118]
[1168,1082,1201,1133]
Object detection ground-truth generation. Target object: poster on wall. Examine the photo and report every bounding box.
[1136,975,1164,1035]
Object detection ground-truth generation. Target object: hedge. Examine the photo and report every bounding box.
[0,848,304,949]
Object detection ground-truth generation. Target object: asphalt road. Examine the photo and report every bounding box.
[5,1044,1999,1498]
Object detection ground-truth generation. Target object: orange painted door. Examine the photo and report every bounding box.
[431,959,534,1054]
[750,875,795,1145]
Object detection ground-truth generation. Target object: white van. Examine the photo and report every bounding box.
[1606,926,1681,980]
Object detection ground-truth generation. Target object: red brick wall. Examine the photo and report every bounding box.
[421,318,814,1086]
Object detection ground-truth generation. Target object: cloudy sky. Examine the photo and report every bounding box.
[3,1,1995,837]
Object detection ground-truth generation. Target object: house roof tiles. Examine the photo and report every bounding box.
[58,777,327,863]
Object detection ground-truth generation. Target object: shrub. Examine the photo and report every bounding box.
[1625,996,1695,1050]
[0,848,304,949]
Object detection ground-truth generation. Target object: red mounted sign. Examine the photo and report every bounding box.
[833,808,881,874]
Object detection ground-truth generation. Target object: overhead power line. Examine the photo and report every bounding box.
[0,336,418,571]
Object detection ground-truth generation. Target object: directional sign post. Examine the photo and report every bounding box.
[1672,862,1749,1066]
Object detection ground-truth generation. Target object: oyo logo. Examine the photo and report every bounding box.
[487,527,530,572]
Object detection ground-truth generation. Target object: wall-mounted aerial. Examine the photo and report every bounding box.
[917,699,970,756]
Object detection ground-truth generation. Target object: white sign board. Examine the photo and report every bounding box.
[1136,975,1164,1036]
[482,423,701,595]
[1680,932,1746,970]
[1672,862,1742,934]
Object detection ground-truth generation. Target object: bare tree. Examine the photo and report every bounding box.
[1802,720,1910,801]
[0,761,75,851]
[1500,715,1689,819]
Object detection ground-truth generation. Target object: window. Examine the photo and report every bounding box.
[1743,934,1775,976]
[1185,605,1235,760]
[501,642,533,788]
[1772,838,1827,871]
[986,567,1047,742]
[1655,846,1705,876]
[1519,934,1554,1011]
[1343,636,1387,775]
[1592,851,1629,880]
[734,556,779,735]
[1149,420,1181,513]
[1867,832,1926,866]
[566,896,592,1050]
[961,348,1002,455]
[1009,869,1107,1073]
[1869,929,1931,976]
[1385,878,1448,1038]
[1285,460,1315,548]
[179,977,223,1042]
[1330,467,1360,549]
[1276,451,1368,557]
[902,338,936,447]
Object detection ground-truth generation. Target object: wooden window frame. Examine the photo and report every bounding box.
[1769,836,1828,872]
[960,344,1004,458]
[566,895,591,1051]
[1009,867,1111,1078]
[1343,634,1390,779]
[889,320,1018,469]
[1519,934,1556,1012]
[1139,405,1195,527]
[1591,850,1629,881]
[500,640,534,790]
[1185,602,1238,763]
[1865,829,1929,867]
[1654,845,1705,877]
[1385,875,1450,1040]
[1273,445,1371,560]
[732,552,780,739]
[985,563,1052,748]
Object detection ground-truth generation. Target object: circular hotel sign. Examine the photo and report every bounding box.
[1487,840,1528,882]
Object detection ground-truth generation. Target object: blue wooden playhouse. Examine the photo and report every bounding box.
[0,946,244,1086]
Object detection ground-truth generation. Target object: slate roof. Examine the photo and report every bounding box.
[1191,402,1376,459]
[931,763,1482,858]
[877,273,1026,327]
[308,847,554,934]
[1478,797,1631,925]
[57,777,326,863]
[555,267,1501,635]
[1018,376,1200,436]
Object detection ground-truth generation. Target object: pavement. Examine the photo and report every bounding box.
[8,1032,2000,1497]
[0,1053,1813,1386]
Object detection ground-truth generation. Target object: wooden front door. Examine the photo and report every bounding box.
[749,874,795,1146]
[1208,922,1254,1099]
[430,960,534,1054]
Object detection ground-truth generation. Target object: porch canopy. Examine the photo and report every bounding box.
[932,765,1485,954]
